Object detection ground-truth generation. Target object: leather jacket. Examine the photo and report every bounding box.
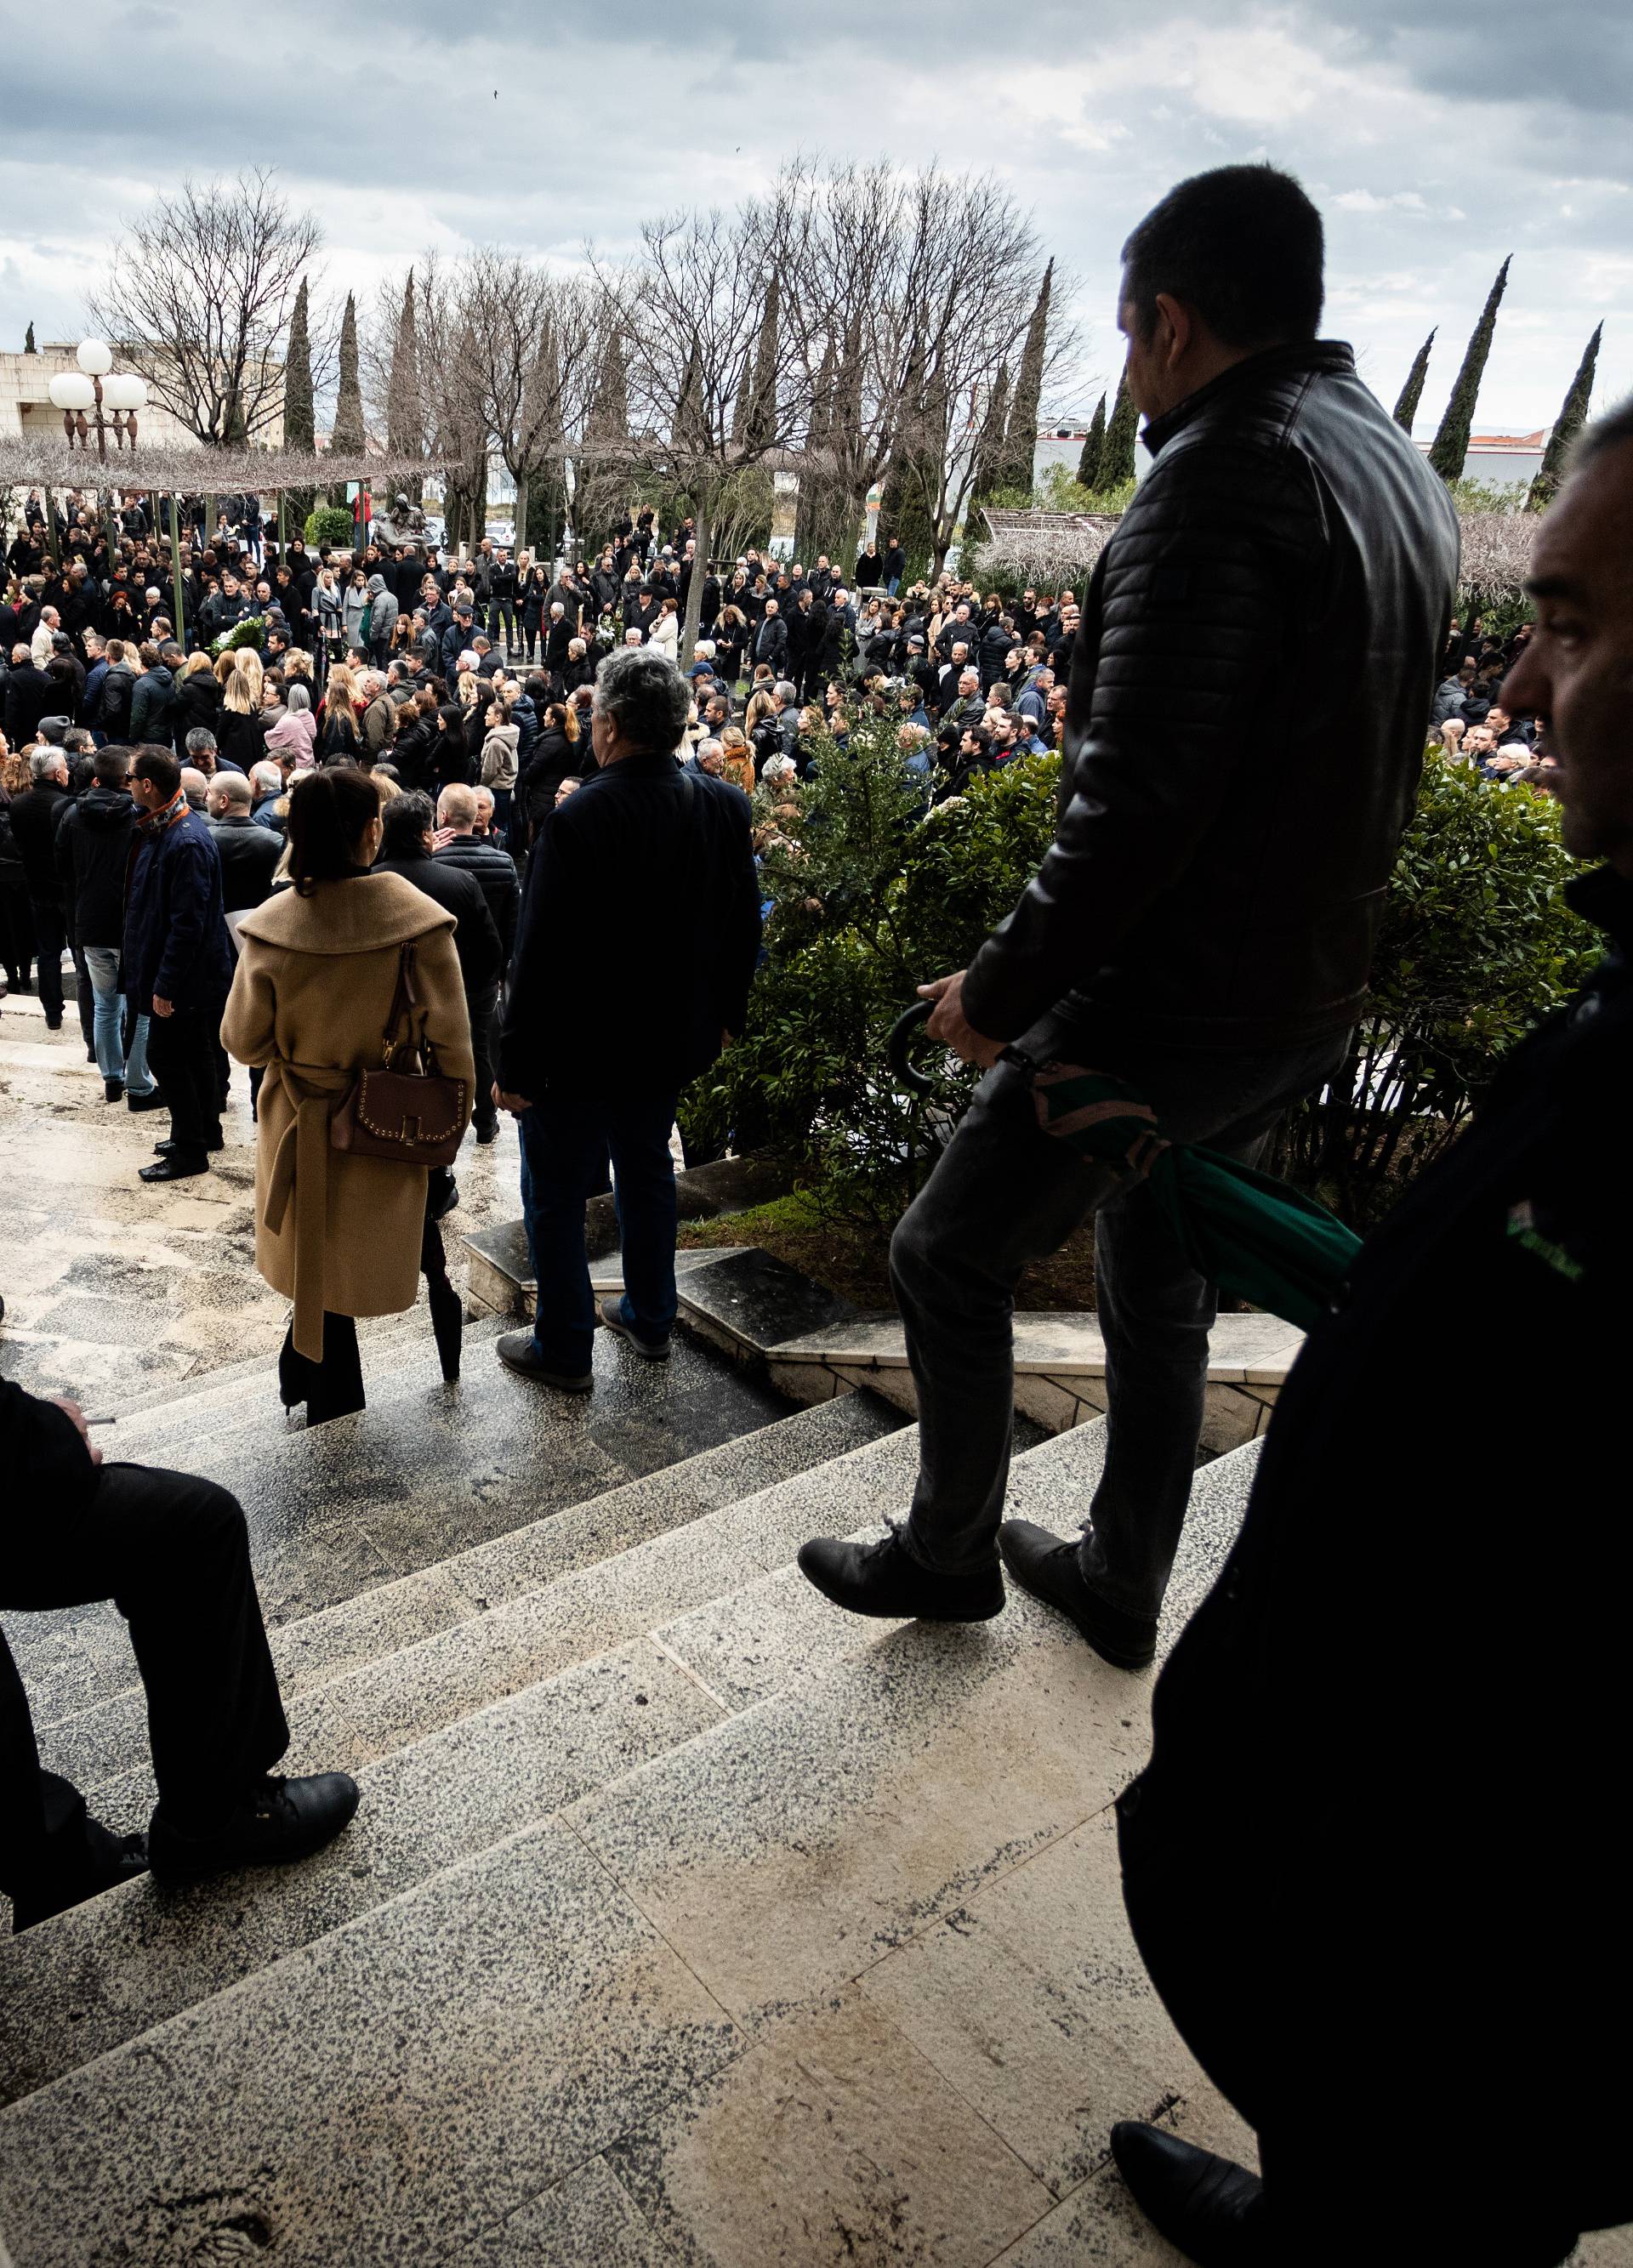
[962,341,1460,1053]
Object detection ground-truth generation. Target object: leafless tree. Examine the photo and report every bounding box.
[368,255,493,554]
[589,176,819,663]
[790,163,1076,576]
[461,253,601,560]
[88,169,324,447]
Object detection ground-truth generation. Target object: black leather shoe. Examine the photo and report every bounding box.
[139,1152,208,1182]
[598,1294,670,1360]
[126,1087,167,1113]
[999,1520,1158,1669]
[797,1524,1004,1622]
[104,1076,124,1103]
[1110,2123,1267,2267]
[154,1134,224,1157]
[496,1330,593,1392]
[428,1172,459,1222]
[148,1772,361,1883]
[10,1833,149,1933]
[474,1118,499,1145]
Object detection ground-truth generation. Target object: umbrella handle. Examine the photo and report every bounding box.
[887,1000,939,1096]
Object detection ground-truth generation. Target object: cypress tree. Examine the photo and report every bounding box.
[794,329,835,562]
[577,327,629,545]
[1528,321,1602,511]
[1428,258,1511,486]
[24,321,37,354]
[969,365,1010,509]
[1392,328,1436,434]
[743,274,780,454]
[386,269,424,501]
[997,259,1053,497]
[1099,364,1138,488]
[1076,392,1107,490]
[282,277,315,523]
[519,319,564,561]
[330,291,365,455]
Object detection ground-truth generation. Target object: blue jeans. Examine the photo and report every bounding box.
[517,1083,680,1375]
[83,945,153,1093]
[890,1015,1349,1617]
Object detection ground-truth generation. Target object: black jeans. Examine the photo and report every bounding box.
[468,981,499,1133]
[891,1018,1349,1619]
[27,897,66,1024]
[1,1461,288,1920]
[489,598,517,650]
[145,1002,222,1157]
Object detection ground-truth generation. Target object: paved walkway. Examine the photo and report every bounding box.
[0,977,523,1412]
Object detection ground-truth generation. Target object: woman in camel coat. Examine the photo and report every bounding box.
[222,767,475,1422]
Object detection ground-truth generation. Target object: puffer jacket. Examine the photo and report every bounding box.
[961,339,1460,1053]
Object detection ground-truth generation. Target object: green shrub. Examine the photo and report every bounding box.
[680,718,1060,1220]
[304,504,355,549]
[1276,755,1596,1224]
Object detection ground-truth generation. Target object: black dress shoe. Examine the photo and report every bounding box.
[797,1524,1004,1622]
[148,1772,361,1883]
[428,1172,459,1222]
[10,1833,150,1933]
[1110,2123,1267,2267]
[998,1520,1158,1669]
[496,1330,593,1392]
[154,1134,224,1157]
[126,1087,167,1113]
[474,1117,499,1145]
[139,1152,209,1183]
[104,1076,124,1103]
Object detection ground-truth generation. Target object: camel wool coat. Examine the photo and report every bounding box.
[222,871,475,1359]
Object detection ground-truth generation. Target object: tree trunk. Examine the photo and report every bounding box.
[679,497,713,672]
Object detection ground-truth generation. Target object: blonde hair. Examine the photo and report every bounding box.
[372,771,400,809]
[213,651,238,692]
[180,649,212,679]
[223,668,254,717]
[326,664,359,713]
[234,648,264,708]
[744,688,777,736]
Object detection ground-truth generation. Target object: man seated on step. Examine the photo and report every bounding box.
[796,163,1458,1657]
[0,1378,360,1933]
[1101,399,1633,2267]
[492,645,761,1390]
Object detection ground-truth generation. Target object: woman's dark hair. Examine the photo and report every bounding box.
[1120,162,1323,350]
[379,787,435,859]
[436,702,464,734]
[284,765,382,895]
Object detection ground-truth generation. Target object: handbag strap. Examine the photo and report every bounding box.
[381,941,418,1066]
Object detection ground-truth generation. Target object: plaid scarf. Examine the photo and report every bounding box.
[134,787,188,839]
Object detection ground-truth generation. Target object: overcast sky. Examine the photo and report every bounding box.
[2,1,1627,440]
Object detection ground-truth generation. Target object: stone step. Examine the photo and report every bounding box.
[3,1322,795,1720]
[30,1390,901,1790]
[62,1408,934,1831]
[0,1443,1264,2267]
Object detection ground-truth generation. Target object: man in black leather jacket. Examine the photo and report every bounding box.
[800,165,1459,1653]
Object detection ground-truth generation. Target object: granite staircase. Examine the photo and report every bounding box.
[0,1260,1274,2267]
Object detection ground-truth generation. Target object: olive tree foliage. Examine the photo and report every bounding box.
[591,175,820,666]
[788,164,1075,577]
[88,168,327,446]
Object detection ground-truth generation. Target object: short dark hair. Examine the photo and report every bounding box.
[1120,163,1323,350]
[94,745,130,785]
[132,746,180,798]
[380,787,435,858]
[1572,393,1633,475]
[284,766,382,896]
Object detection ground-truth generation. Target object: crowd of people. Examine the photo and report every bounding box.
[1,156,1627,2268]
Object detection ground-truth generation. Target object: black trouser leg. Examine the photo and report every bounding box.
[1,1463,288,1896]
[278,1311,365,1424]
[28,899,65,1023]
[70,941,94,1052]
[469,981,498,1134]
[145,1005,217,1157]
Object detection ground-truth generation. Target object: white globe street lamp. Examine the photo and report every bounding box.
[53,339,147,456]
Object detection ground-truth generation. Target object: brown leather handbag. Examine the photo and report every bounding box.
[330,941,468,1166]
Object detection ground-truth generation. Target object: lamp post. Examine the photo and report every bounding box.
[46,338,146,458]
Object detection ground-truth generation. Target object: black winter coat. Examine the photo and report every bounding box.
[129,665,177,749]
[122,802,234,1010]
[962,340,1459,1054]
[3,663,54,750]
[8,780,72,902]
[55,784,137,946]
[1119,862,1633,2246]
[434,834,519,964]
[500,752,760,1096]
[208,812,282,914]
[374,848,504,998]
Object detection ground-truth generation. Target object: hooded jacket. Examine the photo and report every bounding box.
[122,798,235,1010]
[365,575,400,646]
[55,782,138,946]
[129,662,177,748]
[480,721,520,793]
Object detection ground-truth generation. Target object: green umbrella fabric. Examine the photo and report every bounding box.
[1027,1061,1360,1331]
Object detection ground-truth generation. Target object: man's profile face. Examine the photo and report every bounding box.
[1505,439,1633,866]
